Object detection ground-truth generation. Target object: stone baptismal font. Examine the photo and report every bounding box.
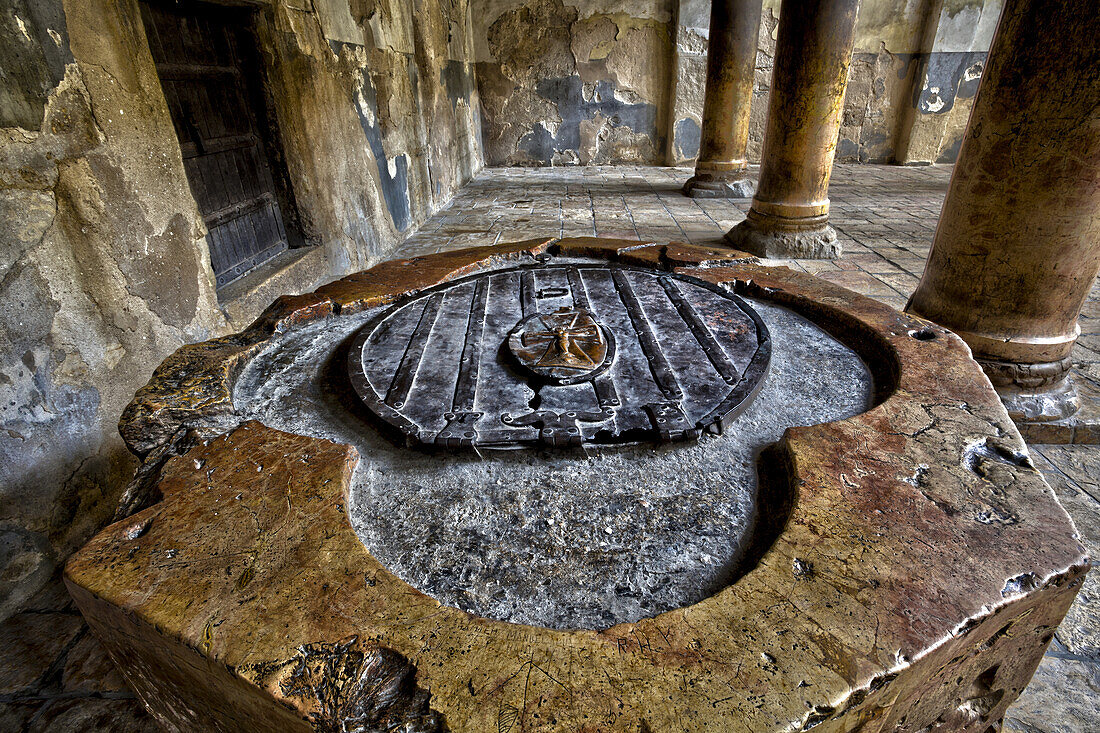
[65,238,1087,731]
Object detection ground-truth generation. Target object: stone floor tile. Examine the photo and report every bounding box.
[875,272,922,293]
[21,577,75,614]
[798,260,842,274]
[1077,332,1100,354]
[0,702,39,731]
[1032,447,1100,658]
[1037,445,1100,494]
[1074,343,1100,366]
[813,270,900,297]
[861,259,906,275]
[61,633,129,694]
[1003,656,1100,733]
[874,295,910,311]
[0,612,84,694]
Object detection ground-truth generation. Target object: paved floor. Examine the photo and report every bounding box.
[2,164,1097,730]
[402,165,1100,442]
[404,165,943,313]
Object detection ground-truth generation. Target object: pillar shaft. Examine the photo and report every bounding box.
[683,0,763,199]
[906,0,1100,420]
[726,0,861,258]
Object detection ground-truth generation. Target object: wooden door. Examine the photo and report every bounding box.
[141,1,288,288]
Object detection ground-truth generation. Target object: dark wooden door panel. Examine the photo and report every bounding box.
[141,1,288,288]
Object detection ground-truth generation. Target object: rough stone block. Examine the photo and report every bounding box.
[67,240,1088,731]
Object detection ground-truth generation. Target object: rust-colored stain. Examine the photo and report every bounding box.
[67,239,1088,732]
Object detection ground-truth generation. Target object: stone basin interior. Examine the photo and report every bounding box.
[233,262,877,630]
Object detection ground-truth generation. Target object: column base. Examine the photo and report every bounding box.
[996,377,1080,423]
[978,355,1080,425]
[683,174,756,199]
[1003,374,1100,445]
[725,218,840,259]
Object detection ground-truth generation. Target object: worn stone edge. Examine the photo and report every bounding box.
[117,237,559,459]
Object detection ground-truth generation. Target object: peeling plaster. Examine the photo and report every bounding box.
[477,0,669,165]
[474,0,1000,167]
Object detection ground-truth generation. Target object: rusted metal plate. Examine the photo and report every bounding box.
[507,308,612,384]
[346,263,771,448]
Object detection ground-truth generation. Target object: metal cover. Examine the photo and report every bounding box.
[346,262,771,448]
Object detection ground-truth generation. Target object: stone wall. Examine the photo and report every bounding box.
[0,0,482,620]
[835,0,1003,164]
[474,0,677,166]
[477,0,1002,166]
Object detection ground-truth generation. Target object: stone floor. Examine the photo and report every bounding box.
[3,164,1097,730]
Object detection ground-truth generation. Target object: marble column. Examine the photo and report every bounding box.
[906,0,1100,422]
[682,0,763,199]
[726,0,860,258]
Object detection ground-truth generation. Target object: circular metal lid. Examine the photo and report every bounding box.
[346,262,770,448]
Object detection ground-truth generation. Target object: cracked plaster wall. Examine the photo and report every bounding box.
[0,0,483,621]
[473,0,677,165]
[280,0,484,259]
[476,0,1002,166]
[829,0,1002,164]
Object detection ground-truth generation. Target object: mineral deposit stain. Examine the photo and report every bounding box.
[352,65,411,233]
[915,52,987,115]
[519,77,658,164]
[674,117,701,161]
[441,60,476,115]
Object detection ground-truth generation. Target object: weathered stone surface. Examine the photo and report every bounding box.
[61,633,129,694]
[117,238,558,463]
[889,1,1001,165]
[233,274,871,627]
[21,573,76,613]
[727,218,841,259]
[0,611,83,693]
[0,702,38,731]
[474,0,671,165]
[1032,446,1100,658]
[472,0,999,168]
[0,0,1007,625]
[29,698,160,733]
[0,573,167,731]
[67,240,1088,731]
[315,237,557,314]
[683,0,760,191]
[729,0,859,259]
[1004,655,1100,733]
[0,527,55,621]
[906,0,1100,434]
[683,174,755,199]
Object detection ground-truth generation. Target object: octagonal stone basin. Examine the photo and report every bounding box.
[66,238,1087,733]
